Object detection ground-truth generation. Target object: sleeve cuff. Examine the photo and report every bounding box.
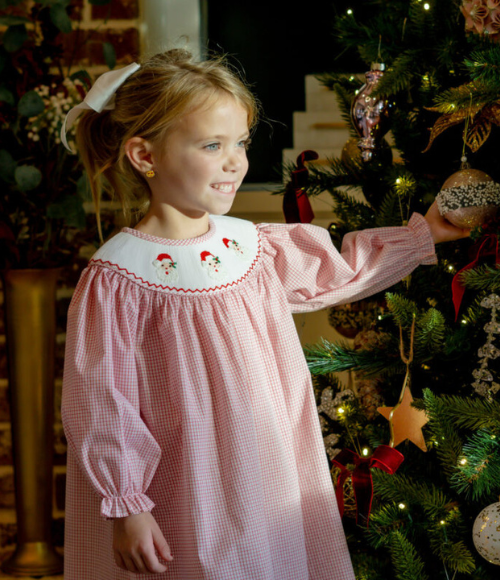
[101,492,155,519]
[407,213,438,265]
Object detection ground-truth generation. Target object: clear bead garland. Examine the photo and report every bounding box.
[472,294,500,398]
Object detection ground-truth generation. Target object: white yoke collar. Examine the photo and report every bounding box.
[89,215,261,294]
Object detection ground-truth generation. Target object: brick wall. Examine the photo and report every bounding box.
[0,0,140,563]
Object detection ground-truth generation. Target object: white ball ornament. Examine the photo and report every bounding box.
[436,168,500,229]
[472,502,500,566]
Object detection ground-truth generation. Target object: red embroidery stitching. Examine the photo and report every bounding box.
[89,228,262,294]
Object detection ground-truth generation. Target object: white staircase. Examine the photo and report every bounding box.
[283,75,351,168]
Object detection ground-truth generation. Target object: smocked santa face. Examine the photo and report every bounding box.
[153,254,179,283]
[147,93,250,222]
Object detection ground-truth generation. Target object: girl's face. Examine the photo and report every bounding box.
[149,93,250,219]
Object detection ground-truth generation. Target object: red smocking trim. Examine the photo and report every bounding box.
[89,228,262,295]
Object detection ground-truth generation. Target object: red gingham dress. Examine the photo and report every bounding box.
[62,213,436,580]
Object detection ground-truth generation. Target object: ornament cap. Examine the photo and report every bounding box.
[371,62,386,71]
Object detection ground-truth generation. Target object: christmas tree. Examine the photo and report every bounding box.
[282,1,500,578]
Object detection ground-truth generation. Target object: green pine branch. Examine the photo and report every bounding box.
[371,473,476,576]
[415,308,446,358]
[315,72,363,93]
[365,503,408,549]
[423,390,464,476]
[423,391,500,431]
[433,539,476,575]
[375,189,406,228]
[450,430,500,501]
[304,337,402,377]
[389,531,429,580]
[431,82,499,114]
[385,293,419,328]
[373,471,452,522]
[374,50,423,97]
[465,49,500,87]
[327,187,375,231]
[461,264,500,293]
[333,83,359,138]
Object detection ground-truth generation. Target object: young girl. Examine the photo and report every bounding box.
[61,49,469,580]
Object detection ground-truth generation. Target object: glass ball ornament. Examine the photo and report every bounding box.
[436,168,500,229]
[472,502,500,566]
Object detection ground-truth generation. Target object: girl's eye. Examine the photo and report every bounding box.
[238,138,252,149]
[205,143,220,151]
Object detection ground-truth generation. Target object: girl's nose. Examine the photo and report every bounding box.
[223,150,242,172]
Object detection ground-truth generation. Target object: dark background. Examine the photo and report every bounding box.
[205,1,370,183]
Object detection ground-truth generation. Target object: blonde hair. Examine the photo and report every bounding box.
[76,49,259,241]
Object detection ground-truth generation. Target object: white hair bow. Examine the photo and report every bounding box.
[61,62,140,152]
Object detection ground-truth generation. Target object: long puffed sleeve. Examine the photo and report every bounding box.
[61,266,161,518]
[258,212,437,313]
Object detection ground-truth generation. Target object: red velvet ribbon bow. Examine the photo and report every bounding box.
[452,234,500,320]
[331,444,404,527]
[282,150,317,224]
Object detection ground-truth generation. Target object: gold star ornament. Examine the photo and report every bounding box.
[377,386,429,452]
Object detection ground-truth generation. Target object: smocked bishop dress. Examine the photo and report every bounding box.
[62,213,437,580]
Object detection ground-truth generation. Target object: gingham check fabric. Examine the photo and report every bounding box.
[62,213,436,580]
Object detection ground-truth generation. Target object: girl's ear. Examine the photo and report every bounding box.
[125,137,155,173]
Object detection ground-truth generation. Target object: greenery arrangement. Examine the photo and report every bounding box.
[282,0,500,578]
[0,0,114,269]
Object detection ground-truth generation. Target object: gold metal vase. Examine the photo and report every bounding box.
[1,269,64,576]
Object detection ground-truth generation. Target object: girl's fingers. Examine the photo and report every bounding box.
[152,527,174,562]
[123,555,139,573]
[131,553,149,574]
[113,551,127,571]
[142,549,168,574]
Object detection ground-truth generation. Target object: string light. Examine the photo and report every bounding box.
[347,8,353,15]
[338,407,345,414]
[423,2,430,9]
[448,265,455,272]
[440,520,446,525]
[459,457,468,465]
[398,503,406,509]
[362,448,369,456]
[461,319,468,325]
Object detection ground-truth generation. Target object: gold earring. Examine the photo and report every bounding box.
[146,170,155,178]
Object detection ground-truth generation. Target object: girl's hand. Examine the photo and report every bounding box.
[113,512,173,574]
[424,200,471,244]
